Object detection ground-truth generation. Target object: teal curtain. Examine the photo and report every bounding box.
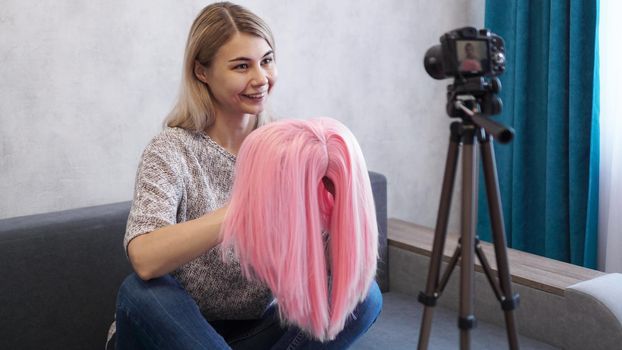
[477,0,600,268]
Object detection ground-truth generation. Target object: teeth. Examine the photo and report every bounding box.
[244,93,265,99]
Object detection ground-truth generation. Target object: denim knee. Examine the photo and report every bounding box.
[115,274,231,349]
[117,274,145,306]
[116,273,180,313]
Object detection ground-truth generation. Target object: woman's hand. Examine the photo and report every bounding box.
[127,204,229,280]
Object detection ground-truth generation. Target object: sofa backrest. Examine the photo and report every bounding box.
[0,202,133,350]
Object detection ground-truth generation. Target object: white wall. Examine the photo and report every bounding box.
[598,0,622,273]
[0,0,484,230]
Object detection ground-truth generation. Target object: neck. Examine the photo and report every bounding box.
[207,114,257,155]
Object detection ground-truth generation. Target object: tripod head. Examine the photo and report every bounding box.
[446,76,514,144]
[423,26,513,144]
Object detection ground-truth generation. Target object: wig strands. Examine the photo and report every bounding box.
[220,117,378,341]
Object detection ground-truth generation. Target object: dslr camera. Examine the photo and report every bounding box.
[424,27,505,79]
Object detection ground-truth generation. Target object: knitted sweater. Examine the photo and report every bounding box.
[124,127,273,320]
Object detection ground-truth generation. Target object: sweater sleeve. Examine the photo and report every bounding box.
[123,135,185,253]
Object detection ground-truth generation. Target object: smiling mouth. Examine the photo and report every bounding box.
[242,92,267,100]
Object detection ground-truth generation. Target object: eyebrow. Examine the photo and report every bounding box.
[228,50,274,63]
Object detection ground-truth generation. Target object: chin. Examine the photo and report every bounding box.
[243,105,267,116]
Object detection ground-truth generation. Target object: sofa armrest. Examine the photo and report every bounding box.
[565,273,622,350]
[369,171,388,293]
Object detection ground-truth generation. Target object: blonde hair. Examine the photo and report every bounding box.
[165,2,275,132]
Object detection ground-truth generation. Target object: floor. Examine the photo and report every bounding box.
[355,292,559,350]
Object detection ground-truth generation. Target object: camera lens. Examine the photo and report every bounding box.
[424,45,446,80]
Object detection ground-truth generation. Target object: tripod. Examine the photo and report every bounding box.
[416,97,520,350]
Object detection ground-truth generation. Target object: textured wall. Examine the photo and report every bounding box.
[0,0,484,229]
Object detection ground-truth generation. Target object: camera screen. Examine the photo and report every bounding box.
[456,40,488,74]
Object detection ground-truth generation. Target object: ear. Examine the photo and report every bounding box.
[194,60,210,84]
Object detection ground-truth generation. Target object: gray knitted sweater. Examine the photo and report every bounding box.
[124,127,273,320]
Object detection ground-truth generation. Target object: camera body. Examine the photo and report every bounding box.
[424,27,505,80]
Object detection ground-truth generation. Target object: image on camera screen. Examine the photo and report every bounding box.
[456,40,488,74]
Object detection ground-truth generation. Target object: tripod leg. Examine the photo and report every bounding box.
[475,240,504,301]
[439,243,461,293]
[479,133,520,350]
[417,122,463,350]
[459,126,478,350]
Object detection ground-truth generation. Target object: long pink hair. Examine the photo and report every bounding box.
[220,117,378,341]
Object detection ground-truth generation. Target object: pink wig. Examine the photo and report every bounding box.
[220,117,378,341]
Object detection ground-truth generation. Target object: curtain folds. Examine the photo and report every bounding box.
[478,0,599,268]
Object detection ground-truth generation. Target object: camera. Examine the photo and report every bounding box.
[424,27,505,79]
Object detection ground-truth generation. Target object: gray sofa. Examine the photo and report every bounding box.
[0,171,388,350]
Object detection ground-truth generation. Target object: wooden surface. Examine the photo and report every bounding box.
[388,218,605,296]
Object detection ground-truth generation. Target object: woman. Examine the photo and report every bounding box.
[114,2,382,349]
[458,42,483,73]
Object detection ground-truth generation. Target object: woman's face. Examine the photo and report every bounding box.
[465,44,475,58]
[199,32,277,119]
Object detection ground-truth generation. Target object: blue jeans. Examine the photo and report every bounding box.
[115,274,382,349]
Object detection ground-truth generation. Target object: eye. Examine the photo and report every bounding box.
[234,63,249,70]
[262,57,274,65]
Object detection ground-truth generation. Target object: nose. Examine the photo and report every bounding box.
[251,66,269,87]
